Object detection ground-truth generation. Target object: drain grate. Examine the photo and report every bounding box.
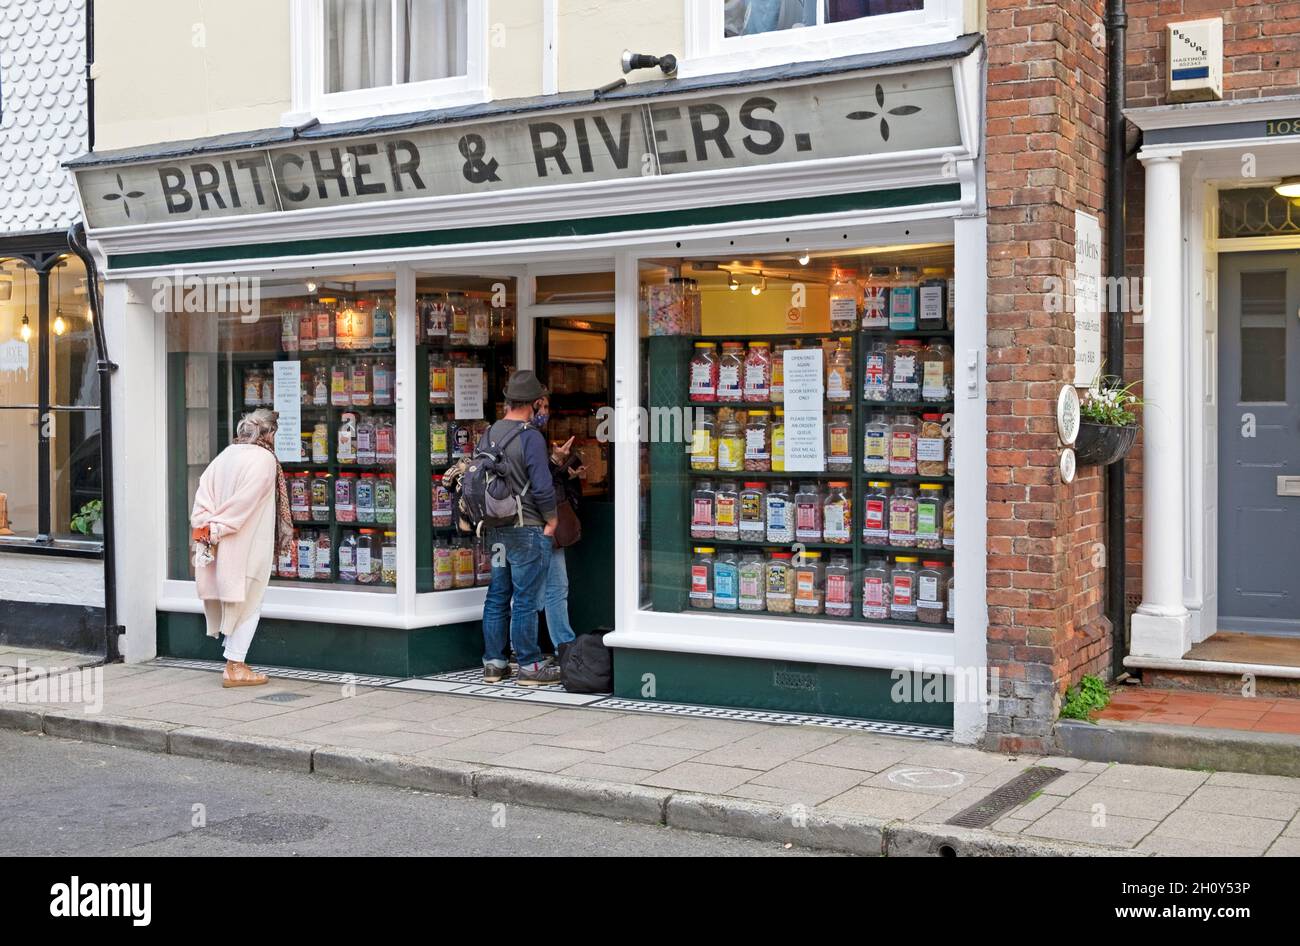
[256,691,311,703]
[944,766,1066,828]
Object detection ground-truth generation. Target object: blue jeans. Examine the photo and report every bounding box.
[482,525,551,669]
[542,546,576,648]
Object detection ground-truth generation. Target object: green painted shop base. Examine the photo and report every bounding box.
[157,611,481,678]
[613,650,953,728]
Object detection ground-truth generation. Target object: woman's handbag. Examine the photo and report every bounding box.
[554,501,582,548]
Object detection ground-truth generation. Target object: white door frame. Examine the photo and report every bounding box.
[1127,137,1300,660]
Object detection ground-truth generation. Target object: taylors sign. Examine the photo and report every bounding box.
[75,69,961,229]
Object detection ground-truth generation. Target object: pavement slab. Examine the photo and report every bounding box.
[7,653,1300,856]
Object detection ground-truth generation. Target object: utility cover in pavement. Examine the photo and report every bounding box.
[944,766,1066,828]
[256,691,311,703]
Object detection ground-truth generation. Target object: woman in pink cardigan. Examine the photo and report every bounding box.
[190,408,294,687]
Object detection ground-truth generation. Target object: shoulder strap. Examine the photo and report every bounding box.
[488,421,530,454]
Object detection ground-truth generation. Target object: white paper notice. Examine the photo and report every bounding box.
[454,366,484,420]
[1074,210,1103,389]
[272,361,302,462]
[782,348,824,472]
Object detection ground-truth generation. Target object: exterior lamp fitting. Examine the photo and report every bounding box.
[621,50,678,77]
[1274,176,1300,198]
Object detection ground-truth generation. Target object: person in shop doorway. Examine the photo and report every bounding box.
[481,370,561,686]
[190,408,295,688]
[534,397,584,651]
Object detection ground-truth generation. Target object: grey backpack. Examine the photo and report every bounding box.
[456,422,533,534]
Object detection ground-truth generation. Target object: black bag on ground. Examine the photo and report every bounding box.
[558,631,613,694]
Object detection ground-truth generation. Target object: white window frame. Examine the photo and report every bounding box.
[285,0,490,126]
[680,0,965,80]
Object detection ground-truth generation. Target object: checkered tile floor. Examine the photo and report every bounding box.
[151,657,399,688]
[150,657,952,741]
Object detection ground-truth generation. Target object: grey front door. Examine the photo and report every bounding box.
[1218,252,1300,635]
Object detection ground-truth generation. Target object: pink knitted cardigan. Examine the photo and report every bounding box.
[190,444,278,603]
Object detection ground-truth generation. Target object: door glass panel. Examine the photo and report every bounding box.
[1240,270,1287,403]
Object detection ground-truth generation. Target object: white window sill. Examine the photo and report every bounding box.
[679,24,963,81]
[281,86,492,130]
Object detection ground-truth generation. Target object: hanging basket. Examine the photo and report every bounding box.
[1073,421,1137,466]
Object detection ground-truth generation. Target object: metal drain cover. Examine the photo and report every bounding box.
[944,766,1066,828]
[256,691,310,703]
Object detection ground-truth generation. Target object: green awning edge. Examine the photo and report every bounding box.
[106,184,962,271]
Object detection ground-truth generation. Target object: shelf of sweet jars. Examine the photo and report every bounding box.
[694,536,853,553]
[861,400,954,411]
[686,468,857,481]
[859,329,954,340]
[860,543,953,558]
[687,400,857,410]
[683,588,954,632]
[859,472,954,485]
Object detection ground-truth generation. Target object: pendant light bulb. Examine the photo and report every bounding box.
[306,280,318,294]
[727,272,739,291]
[54,314,66,336]
[798,251,810,266]
[19,314,31,342]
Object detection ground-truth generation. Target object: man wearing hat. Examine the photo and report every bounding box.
[480,370,561,686]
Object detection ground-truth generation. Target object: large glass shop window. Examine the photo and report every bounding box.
[415,274,516,593]
[639,246,956,628]
[167,273,399,591]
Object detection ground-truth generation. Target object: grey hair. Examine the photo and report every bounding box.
[235,408,279,444]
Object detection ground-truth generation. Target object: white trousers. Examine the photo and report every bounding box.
[221,610,261,663]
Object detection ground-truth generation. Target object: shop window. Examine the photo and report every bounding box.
[0,255,102,548]
[1240,270,1288,404]
[166,274,400,591]
[290,0,488,123]
[683,0,961,77]
[416,274,516,593]
[639,247,956,628]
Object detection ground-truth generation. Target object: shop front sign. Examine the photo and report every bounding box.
[1073,210,1102,389]
[75,68,962,230]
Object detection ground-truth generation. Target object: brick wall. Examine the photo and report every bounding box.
[1127,0,1300,107]
[985,0,1111,752]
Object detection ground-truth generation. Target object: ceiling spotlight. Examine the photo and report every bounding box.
[727,273,739,291]
[751,274,767,296]
[798,251,810,266]
[621,50,678,77]
[19,314,31,342]
[306,280,318,294]
[1274,176,1300,198]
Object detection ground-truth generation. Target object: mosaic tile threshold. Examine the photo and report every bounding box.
[150,657,399,689]
[148,658,952,741]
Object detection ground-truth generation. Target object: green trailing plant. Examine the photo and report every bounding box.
[70,499,103,536]
[1080,371,1143,428]
[1059,674,1111,721]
